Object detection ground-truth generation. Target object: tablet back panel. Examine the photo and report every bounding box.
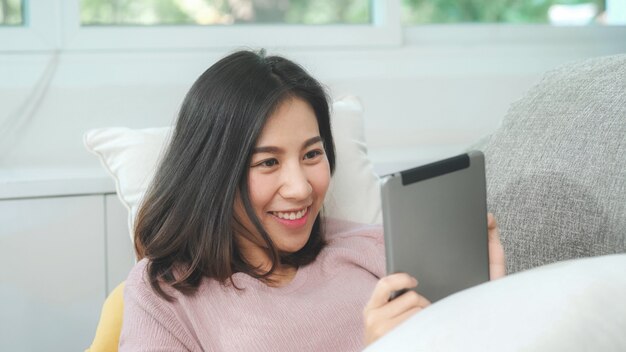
[381,151,489,302]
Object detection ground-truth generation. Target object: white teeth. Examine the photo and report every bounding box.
[273,208,307,220]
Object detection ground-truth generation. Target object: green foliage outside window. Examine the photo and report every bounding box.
[5,0,609,27]
[79,0,371,26]
[0,0,23,26]
[402,0,607,24]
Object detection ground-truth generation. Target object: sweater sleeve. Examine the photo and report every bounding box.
[119,261,197,352]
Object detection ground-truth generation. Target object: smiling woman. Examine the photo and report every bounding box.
[119,48,505,352]
[238,98,332,281]
[132,49,337,300]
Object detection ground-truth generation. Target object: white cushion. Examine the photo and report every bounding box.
[365,254,626,352]
[84,96,382,241]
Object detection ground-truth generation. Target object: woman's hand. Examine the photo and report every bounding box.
[488,213,506,280]
[363,214,504,346]
[363,273,431,346]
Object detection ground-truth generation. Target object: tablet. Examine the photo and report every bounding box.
[380,151,489,302]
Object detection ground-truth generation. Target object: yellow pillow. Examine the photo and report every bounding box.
[86,281,125,352]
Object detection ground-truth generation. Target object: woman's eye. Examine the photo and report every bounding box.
[304,150,323,160]
[262,159,278,167]
[255,159,278,168]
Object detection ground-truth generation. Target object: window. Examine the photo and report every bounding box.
[0,0,624,51]
[79,0,371,26]
[0,0,23,26]
[0,1,57,51]
[58,0,399,50]
[401,0,625,26]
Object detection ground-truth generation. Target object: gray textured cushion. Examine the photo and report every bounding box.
[484,54,626,274]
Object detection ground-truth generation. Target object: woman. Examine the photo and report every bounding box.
[120,50,505,351]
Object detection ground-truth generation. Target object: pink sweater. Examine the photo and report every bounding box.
[119,219,385,352]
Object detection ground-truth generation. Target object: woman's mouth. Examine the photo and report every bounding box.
[270,207,310,228]
[271,207,307,220]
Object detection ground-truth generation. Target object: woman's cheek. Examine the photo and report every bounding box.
[247,172,275,210]
[312,160,331,197]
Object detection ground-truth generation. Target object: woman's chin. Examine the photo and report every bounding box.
[276,238,310,254]
[265,209,318,252]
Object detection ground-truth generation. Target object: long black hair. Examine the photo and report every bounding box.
[134,50,336,300]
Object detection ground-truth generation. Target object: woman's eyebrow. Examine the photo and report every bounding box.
[302,136,323,149]
[252,136,322,155]
[252,145,281,154]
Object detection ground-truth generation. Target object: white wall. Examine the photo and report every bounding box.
[1,27,625,178]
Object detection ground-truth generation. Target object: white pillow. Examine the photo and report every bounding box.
[84,96,382,242]
[365,254,626,352]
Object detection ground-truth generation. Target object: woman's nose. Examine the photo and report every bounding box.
[279,165,312,200]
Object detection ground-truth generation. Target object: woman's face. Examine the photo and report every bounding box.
[236,97,331,263]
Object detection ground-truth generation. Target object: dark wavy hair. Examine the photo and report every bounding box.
[134,50,336,300]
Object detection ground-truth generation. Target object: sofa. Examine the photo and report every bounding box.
[483,53,626,274]
[366,54,626,351]
[84,54,626,351]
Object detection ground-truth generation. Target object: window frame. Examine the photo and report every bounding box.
[0,0,624,52]
[59,0,402,50]
[0,0,59,51]
[404,24,626,48]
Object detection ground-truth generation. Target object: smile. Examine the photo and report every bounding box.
[270,207,309,220]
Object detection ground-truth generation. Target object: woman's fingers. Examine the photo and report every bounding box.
[368,305,423,343]
[487,212,496,230]
[364,273,417,312]
[370,290,430,321]
[363,275,429,346]
[388,305,423,330]
[487,212,506,279]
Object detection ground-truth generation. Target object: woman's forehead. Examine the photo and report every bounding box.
[255,98,320,147]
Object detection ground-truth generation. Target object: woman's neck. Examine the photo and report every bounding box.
[267,264,298,287]
[236,233,299,286]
